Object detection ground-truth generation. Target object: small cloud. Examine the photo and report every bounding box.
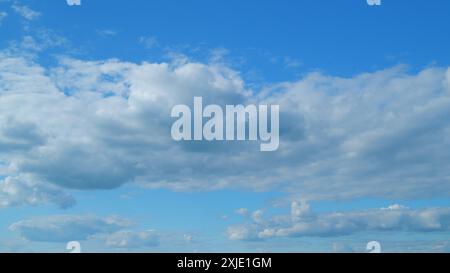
[209,47,229,63]
[12,4,40,20]
[283,56,302,69]
[97,29,118,37]
[227,225,260,241]
[291,200,310,221]
[251,210,264,223]
[105,230,160,248]
[138,36,158,49]
[236,208,249,216]
[381,204,409,210]
[66,0,81,6]
[183,234,193,243]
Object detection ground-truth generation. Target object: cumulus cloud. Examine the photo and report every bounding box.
[227,202,450,241]
[2,46,450,205]
[0,175,75,209]
[9,215,131,242]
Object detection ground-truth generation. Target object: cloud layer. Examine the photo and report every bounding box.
[1,49,450,207]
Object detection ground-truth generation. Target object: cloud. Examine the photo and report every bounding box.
[227,202,450,241]
[0,175,75,209]
[236,208,249,216]
[283,57,302,69]
[2,46,450,204]
[227,225,260,241]
[138,36,159,49]
[12,4,40,20]
[66,0,81,6]
[14,30,69,53]
[9,215,130,242]
[104,230,160,248]
[183,234,193,243]
[0,117,45,151]
[97,29,118,37]
[9,214,164,250]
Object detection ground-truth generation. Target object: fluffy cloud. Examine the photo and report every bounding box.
[9,215,130,242]
[0,175,75,209]
[2,47,450,205]
[227,203,450,241]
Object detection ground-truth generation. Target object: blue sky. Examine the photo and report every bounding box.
[1,0,450,253]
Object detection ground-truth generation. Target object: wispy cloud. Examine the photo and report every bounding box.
[138,36,158,49]
[97,29,118,37]
[12,4,40,21]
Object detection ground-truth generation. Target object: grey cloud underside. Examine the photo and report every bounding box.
[1,51,450,203]
[9,215,161,248]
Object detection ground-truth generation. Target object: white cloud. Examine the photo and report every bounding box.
[227,225,260,241]
[138,36,158,49]
[0,175,75,209]
[2,47,450,205]
[12,4,40,20]
[291,200,310,221]
[66,0,81,6]
[10,215,131,242]
[104,230,160,248]
[228,202,450,241]
[381,204,409,210]
[283,57,302,69]
[236,208,249,216]
[251,210,264,224]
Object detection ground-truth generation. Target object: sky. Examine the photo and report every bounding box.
[1,0,450,253]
